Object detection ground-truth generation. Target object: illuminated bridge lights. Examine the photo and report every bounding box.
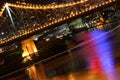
[57,19,61,22]
[75,11,79,15]
[48,23,51,26]
[88,6,93,10]
[105,1,109,4]
[33,28,37,31]
[63,17,66,20]
[37,27,41,30]
[2,40,6,44]
[0,0,119,45]
[2,0,87,10]
[24,31,27,35]
[13,36,15,39]
[66,16,69,19]
[29,30,32,33]
[34,28,38,31]
[51,21,54,25]
[55,20,58,23]
[45,24,48,27]
[7,39,11,41]
[0,5,5,16]
[18,34,21,37]
[48,22,52,26]
[33,29,36,32]
[35,28,38,31]
[40,27,43,29]
[32,29,35,32]
[16,35,19,38]
[38,27,41,29]
[14,36,17,39]
[92,5,95,9]
[95,5,98,8]
[28,30,31,34]
[82,10,85,13]
[109,0,113,2]
[102,2,105,5]
[40,27,42,29]
[59,18,62,21]
[84,8,88,12]
[11,36,14,39]
[79,12,82,14]
[1,42,4,44]
[0,0,117,17]
[9,38,12,41]
[99,3,102,7]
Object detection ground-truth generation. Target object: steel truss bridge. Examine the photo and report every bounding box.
[0,0,119,47]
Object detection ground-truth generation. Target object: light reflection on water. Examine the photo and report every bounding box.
[5,30,120,80]
[81,30,119,80]
[26,66,38,80]
[68,73,75,80]
[26,64,48,80]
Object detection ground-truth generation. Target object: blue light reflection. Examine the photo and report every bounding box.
[90,30,115,72]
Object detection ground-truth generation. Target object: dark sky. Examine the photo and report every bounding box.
[0,0,41,6]
[0,0,14,8]
[0,0,52,8]
[0,0,63,8]
[0,0,6,6]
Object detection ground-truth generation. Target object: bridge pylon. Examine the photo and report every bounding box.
[21,38,38,60]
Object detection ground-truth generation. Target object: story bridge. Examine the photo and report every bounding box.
[0,0,119,47]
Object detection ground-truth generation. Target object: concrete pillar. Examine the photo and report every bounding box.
[21,38,38,58]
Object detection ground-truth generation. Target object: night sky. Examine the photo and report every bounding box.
[0,0,44,8]
[0,0,14,8]
[0,0,6,7]
[0,0,60,9]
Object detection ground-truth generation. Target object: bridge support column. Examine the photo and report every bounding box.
[21,38,38,58]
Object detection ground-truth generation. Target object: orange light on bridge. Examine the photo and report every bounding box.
[105,1,109,4]
[0,5,5,16]
[0,0,87,14]
[102,2,105,5]
[82,10,85,13]
[21,38,38,58]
